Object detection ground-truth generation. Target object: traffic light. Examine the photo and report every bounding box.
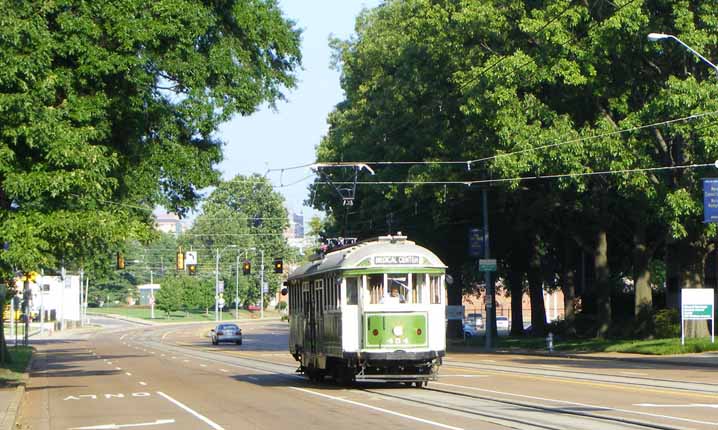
[187,264,197,275]
[176,247,184,271]
[242,260,251,275]
[273,258,283,274]
[116,252,125,270]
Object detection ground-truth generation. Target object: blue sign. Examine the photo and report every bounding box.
[468,228,484,258]
[704,179,718,223]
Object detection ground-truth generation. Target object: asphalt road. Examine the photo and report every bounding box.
[15,317,718,430]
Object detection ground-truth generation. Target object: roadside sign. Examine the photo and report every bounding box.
[681,288,715,345]
[185,251,197,267]
[479,259,497,272]
[262,282,269,294]
[446,305,464,321]
[468,228,484,258]
[218,281,224,293]
[704,179,718,223]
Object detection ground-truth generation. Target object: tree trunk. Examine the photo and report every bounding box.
[560,241,577,337]
[633,227,653,318]
[595,229,611,338]
[528,236,547,336]
[507,268,524,336]
[681,247,710,338]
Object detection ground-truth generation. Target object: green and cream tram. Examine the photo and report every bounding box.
[287,234,446,385]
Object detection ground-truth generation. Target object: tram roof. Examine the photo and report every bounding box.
[288,235,446,280]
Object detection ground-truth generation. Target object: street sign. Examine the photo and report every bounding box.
[218,298,225,307]
[468,228,484,258]
[262,282,269,294]
[479,259,497,272]
[185,251,197,267]
[218,281,224,293]
[446,305,464,321]
[681,288,715,345]
[704,179,718,223]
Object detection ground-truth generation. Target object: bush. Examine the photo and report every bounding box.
[276,301,287,311]
[653,309,680,338]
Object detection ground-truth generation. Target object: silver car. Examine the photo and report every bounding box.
[211,323,242,345]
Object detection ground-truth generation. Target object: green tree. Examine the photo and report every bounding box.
[155,275,185,316]
[0,0,301,359]
[187,174,292,305]
[314,0,718,339]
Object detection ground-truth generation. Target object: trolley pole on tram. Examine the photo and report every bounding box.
[483,188,496,349]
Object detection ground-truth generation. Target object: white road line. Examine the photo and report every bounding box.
[620,371,648,376]
[115,367,122,371]
[171,356,177,359]
[183,359,190,363]
[69,418,175,429]
[219,369,228,373]
[139,382,147,386]
[125,372,132,376]
[120,334,127,341]
[290,387,463,430]
[635,403,718,409]
[200,364,207,367]
[433,382,718,426]
[157,391,224,430]
[442,375,489,378]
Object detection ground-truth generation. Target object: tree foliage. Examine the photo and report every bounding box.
[186,174,291,306]
[313,0,718,338]
[0,0,301,276]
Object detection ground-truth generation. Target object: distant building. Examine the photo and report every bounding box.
[17,275,82,322]
[292,213,304,238]
[155,213,186,235]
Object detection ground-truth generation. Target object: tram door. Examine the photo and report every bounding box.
[303,286,315,355]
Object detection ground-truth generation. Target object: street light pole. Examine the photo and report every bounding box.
[215,245,238,321]
[259,250,265,320]
[647,32,718,78]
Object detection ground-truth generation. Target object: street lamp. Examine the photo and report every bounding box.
[647,32,718,78]
[215,245,238,321]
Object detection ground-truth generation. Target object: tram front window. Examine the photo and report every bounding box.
[368,274,384,304]
[383,275,409,304]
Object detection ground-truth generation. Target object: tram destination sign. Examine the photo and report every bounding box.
[374,256,420,265]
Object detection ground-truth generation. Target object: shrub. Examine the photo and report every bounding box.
[276,301,287,311]
[653,309,680,338]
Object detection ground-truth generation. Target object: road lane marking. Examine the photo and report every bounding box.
[139,382,147,386]
[120,334,127,340]
[183,359,189,363]
[290,387,463,430]
[620,372,648,376]
[68,418,175,429]
[635,403,718,409]
[200,364,207,367]
[157,391,224,430]
[219,369,228,373]
[433,382,718,426]
[115,367,122,371]
[125,372,132,376]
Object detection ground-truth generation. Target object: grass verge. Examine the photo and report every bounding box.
[0,346,33,387]
[87,306,280,322]
[455,335,718,355]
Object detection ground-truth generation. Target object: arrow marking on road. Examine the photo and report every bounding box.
[68,418,175,429]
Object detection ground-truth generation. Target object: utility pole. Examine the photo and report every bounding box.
[483,188,496,349]
[150,270,155,320]
[260,250,265,320]
[215,251,220,322]
[235,254,240,319]
[79,269,84,327]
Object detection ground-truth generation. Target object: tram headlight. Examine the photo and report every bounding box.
[392,326,404,337]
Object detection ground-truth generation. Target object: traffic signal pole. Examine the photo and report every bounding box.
[483,188,496,349]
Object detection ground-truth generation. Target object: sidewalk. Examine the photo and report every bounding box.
[94,312,282,326]
[0,385,23,430]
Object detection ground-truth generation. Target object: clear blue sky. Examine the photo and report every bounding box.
[215,0,382,219]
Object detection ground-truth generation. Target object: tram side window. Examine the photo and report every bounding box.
[412,273,426,304]
[345,277,358,305]
[430,275,442,304]
[368,274,383,304]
